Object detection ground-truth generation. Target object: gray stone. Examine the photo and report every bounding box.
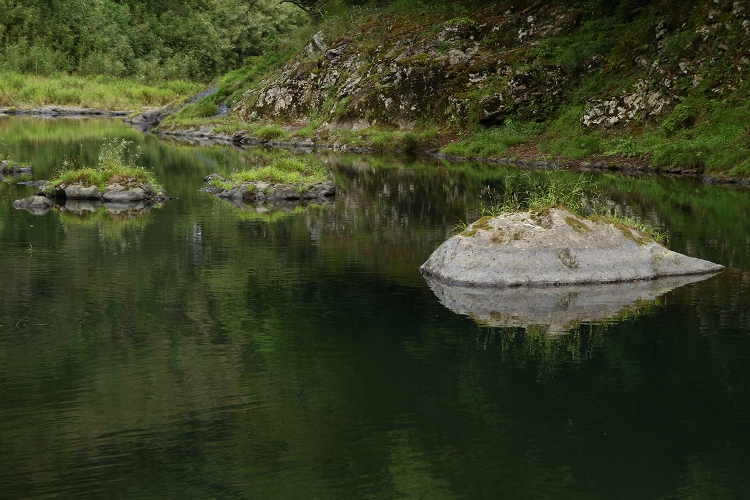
[478,94,506,124]
[420,207,723,286]
[2,163,32,174]
[207,176,335,203]
[64,184,102,200]
[425,273,717,334]
[305,31,328,57]
[103,186,148,202]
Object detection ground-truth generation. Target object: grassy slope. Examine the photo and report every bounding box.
[160,0,750,178]
[0,72,201,110]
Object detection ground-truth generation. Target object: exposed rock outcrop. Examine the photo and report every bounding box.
[233,10,576,130]
[420,207,723,286]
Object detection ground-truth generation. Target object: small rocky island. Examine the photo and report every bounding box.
[200,155,334,206]
[12,139,169,214]
[420,207,723,287]
[202,173,334,204]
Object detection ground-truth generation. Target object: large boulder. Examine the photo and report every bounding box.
[420,207,723,286]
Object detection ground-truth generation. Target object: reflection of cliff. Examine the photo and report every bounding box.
[426,274,717,334]
[298,158,515,281]
[598,175,750,269]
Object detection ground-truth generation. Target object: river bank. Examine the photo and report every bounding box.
[153,123,750,187]
[0,72,200,113]
[149,0,750,184]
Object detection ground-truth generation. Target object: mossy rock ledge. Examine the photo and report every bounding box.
[201,173,334,203]
[420,208,723,287]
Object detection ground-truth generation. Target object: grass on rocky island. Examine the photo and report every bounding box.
[50,138,161,192]
[0,71,200,110]
[212,155,329,190]
[458,171,667,244]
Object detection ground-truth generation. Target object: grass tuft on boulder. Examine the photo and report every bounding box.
[475,171,667,244]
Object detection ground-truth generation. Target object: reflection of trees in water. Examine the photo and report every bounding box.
[3,145,750,497]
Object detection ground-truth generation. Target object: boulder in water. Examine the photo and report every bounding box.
[420,207,723,286]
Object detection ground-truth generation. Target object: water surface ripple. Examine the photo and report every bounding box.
[0,117,749,499]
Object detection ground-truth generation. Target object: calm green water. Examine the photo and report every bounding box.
[1,117,750,499]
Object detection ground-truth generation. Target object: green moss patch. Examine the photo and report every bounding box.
[565,215,591,234]
[461,215,493,237]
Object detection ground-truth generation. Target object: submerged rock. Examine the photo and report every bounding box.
[13,196,54,214]
[420,207,723,286]
[1,160,33,175]
[425,273,717,334]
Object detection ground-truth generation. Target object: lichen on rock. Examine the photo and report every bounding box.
[420,207,723,287]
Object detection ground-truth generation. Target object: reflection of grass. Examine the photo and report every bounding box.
[59,205,151,251]
[483,298,662,373]
[51,138,161,191]
[234,203,327,223]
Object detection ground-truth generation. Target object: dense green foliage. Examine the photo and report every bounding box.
[0,0,307,81]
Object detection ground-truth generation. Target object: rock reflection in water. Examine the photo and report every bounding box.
[225,197,334,213]
[57,199,157,216]
[425,274,718,334]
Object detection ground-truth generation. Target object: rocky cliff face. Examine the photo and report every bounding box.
[232,1,750,135]
[234,5,575,130]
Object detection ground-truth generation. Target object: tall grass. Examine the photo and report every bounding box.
[52,138,160,190]
[484,171,596,216]
[474,171,667,243]
[214,156,329,188]
[0,72,200,110]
